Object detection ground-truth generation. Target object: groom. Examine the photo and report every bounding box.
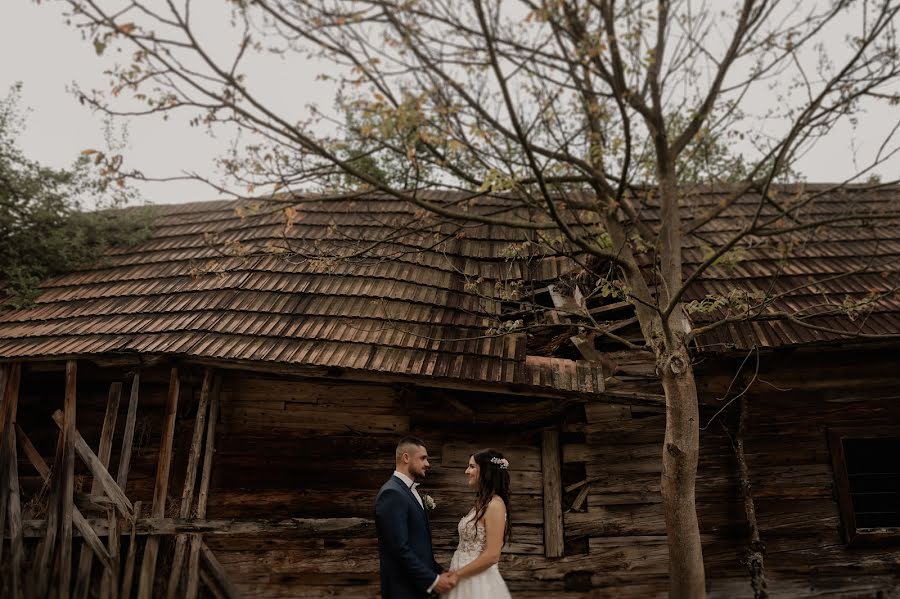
[375,436,457,598]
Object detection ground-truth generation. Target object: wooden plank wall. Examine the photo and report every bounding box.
[207,373,561,598]
[559,349,900,598]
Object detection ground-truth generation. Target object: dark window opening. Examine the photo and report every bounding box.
[842,437,900,529]
[829,428,900,545]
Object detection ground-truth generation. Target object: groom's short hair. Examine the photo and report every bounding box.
[396,435,426,462]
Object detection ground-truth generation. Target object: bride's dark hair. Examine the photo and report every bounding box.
[470,448,512,545]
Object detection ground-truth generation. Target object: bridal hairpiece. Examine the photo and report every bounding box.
[490,457,509,469]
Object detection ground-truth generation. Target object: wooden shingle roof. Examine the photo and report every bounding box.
[0,193,603,394]
[0,185,897,392]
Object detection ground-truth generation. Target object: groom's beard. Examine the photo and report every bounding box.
[410,466,428,481]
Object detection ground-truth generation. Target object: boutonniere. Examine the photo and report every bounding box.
[421,493,436,510]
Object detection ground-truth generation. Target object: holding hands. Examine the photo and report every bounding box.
[433,570,459,593]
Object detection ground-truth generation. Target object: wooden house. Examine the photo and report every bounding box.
[0,186,898,598]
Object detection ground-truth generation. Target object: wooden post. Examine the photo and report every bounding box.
[137,367,180,599]
[58,360,79,599]
[75,382,122,599]
[3,364,23,599]
[541,429,565,558]
[166,369,213,599]
[186,378,220,599]
[0,363,14,566]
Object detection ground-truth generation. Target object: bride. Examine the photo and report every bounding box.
[442,448,512,598]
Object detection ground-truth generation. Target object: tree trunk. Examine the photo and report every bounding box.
[659,344,706,599]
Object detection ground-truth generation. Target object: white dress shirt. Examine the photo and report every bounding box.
[392,470,439,593]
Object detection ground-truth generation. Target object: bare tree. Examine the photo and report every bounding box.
[59,1,900,596]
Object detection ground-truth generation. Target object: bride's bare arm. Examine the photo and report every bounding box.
[453,497,506,579]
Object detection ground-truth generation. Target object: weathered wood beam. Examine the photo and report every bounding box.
[15,423,114,571]
[187,380,220,599]
[51,410,133,520]
[200,542,240,599]
[75,381,122,599]
[541,429,565,558]
[137,367,180,599]
[166,368,213,599]
[10,517,376,539]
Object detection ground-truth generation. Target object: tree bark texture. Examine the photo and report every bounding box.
[659,344,705,599]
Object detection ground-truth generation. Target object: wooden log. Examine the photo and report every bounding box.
[200,542,240,599]
[541,429,564,558]
[166,369,213,599]
[119,502,141,599]
[187,378,220,599]
[137,367,180,599]
[75,382,122,599]
[54,360,78,599]
[51,410,133,520]
[16,423,114,570]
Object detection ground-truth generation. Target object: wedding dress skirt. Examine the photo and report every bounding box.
[442,509,511,599]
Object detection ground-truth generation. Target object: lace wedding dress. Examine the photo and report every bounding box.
[442,509,512,599]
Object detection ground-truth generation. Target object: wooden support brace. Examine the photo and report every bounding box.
[16,423,114,570]
[75,382,122,599]
[541,429,565,558]
[137,367,180,599]
[51,410,133,521]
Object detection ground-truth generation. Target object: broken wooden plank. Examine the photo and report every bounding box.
[166,368,213,599]
[187,378,220,599]
[541,429,564,558]
[137,367,181,599]
[51,410,133,520]
[75,381,122,599]
[15,423,113,570]
[116,372,141,490]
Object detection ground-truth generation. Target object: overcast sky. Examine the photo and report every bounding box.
[3,1,899,206]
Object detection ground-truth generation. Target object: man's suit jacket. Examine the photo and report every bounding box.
[375,475,442,599]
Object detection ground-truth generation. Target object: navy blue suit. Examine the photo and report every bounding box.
[375,475,442,598]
